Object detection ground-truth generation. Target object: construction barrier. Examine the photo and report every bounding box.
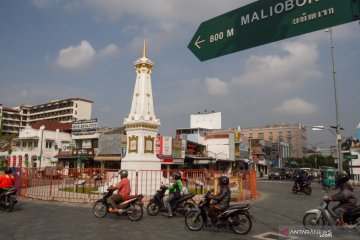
[11,167,259,204]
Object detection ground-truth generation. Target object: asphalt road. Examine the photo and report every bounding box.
[1,180,359,240]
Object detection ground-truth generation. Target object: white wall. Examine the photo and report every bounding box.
[75,100,92,120]
[190,112,221,129]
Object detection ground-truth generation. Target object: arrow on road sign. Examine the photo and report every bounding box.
[195,36,205,49]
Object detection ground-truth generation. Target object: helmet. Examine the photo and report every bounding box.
[336,171,349,187]
[4,168,12,174]
[119,170,128,179]
[219,176,229,186]
[173,172,181,180]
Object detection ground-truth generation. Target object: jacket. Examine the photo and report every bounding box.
[213,185,231,209]
[332,184,357,211]
[168,179,183,198]
[0,174,15,189]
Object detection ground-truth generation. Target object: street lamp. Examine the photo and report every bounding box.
[311,125,343,171]
[323,27,343,172]
[307,142,324,168]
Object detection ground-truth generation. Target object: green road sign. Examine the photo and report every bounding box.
[188,0,360,61]
[345,155,358,160]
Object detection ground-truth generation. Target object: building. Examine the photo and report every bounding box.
[0,98,92,136]
[9,121,72,168]
[240,123,307,159]
[0,104,21,135]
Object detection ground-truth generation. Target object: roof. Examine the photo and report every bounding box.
[32,120,72,132]
[0,106,19,113]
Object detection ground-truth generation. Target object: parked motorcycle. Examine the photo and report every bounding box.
[292,180,312,195]
[303,195,360,230]
[185,191,252,234]
[146,185,196,216]
[0,188,17,212]
[93,189,144,221]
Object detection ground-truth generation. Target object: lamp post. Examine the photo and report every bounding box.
[325,27,343,172]
[307,142,324,169]
[311,125,343,171]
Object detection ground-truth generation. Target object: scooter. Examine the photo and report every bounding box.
[303,195,360,230]
[93,189,144,221]
[0,188,17,212]
[146,185,196,216]
[292,181,312,195]
[185,191,253,234]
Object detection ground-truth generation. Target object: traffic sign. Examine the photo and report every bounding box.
[345,155,358,160]
[188,0,360,61]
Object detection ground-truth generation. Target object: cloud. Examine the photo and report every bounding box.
[55,41,119,70]
[32,0,58,9]
[231,42,322,91]
[62,0,252,23]
[205,78,229,95]
[275,98,317,115]
[98,43,120,59]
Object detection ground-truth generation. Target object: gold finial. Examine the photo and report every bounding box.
[142,39,147,58]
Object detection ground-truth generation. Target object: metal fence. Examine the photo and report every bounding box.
[12,167,259,204]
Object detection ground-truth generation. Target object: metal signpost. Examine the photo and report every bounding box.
[188,0,360,61]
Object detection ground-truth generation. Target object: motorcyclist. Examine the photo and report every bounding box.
[164,172,183,217]
[296,170,309,190]
[208,176,231,225]
[326,171,357,227]
[108,170,131,213]
[0,168,15,194]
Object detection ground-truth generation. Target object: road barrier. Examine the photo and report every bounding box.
[12,167,259,204]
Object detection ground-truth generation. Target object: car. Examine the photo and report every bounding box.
[268,168,286,180]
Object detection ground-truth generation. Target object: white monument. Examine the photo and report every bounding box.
[121,40,161,172]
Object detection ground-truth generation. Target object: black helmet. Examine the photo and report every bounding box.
[335,171,349,188]
[219,176,229,186]
[5,168,12,174]
[119,170,128,179]
[173,172,181,180]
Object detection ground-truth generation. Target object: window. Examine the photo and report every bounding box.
[34,141,38,148]
[258,133,264,140]
[22,142,26,148]
[46,141,53,149]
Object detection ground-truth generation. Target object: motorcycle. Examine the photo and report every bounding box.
[303,195,360,230]
[146,185,196,216]
[292,176,312,195]
[93,189,144,221]
[0,188,17,212]
[185,191,253,234]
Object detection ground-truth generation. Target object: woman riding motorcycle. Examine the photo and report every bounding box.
[0,168,15,194]
[208,176,231,225]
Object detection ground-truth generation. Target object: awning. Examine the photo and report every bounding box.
[94,156,121,161]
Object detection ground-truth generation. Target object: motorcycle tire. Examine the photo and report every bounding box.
[2,196,14,212]
[182,201,196,215]
[127,202,143,221]
[305,187,312,195]
[146,201,160,216]
[292,186,298,194]
[93,200,108,218]
[232,213,252,235]
[303,213,325,230]
[185,210,204,231]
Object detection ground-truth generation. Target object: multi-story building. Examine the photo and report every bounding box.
[0,98,92,135]
[240,123,307,159]
[0,104,21,135]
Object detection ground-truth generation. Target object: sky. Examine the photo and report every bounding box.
[1,0,360,149]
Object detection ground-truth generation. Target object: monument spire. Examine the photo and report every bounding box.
[122,40,160,172]
[142,39,147,58]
